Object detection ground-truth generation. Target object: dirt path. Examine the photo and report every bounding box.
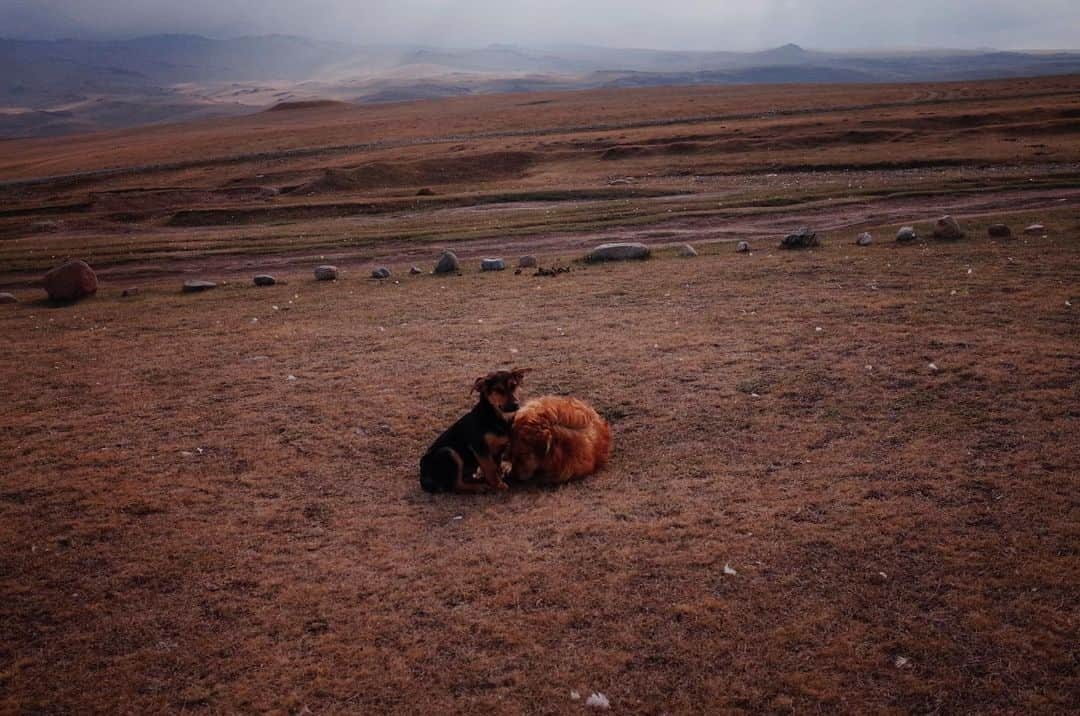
[46,185,1076,288]
[3,87,1076,191]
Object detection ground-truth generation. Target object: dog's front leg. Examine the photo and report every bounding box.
[477,454,508,491]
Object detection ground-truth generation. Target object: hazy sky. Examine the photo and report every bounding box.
[2,0,1078,50]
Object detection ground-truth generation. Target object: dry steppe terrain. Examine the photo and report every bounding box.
[1,77,1078,713]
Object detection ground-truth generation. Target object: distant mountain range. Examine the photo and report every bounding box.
[2,34,1080,138]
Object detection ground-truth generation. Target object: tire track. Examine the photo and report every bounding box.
[2,87,1076,191]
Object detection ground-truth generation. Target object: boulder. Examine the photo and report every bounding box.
[416,188,435,196]
[518,255,538,268]
[481,258,506,271]
[1024,224,1047,236]
[314,265,338,281]
[371,267,391,279]
[587,243,651,261]
[0,292,17,304]
[253,275,276,286]
[896,226,918,243]
[856,232,873,246]
[434,251,460,274]
[987,224,1012,238]
[43,260,97,301]
[409,266,423,275]
[932,215,965,240]
[779,227,819,250]
[678,244,698,257]
[121,287,141,297]
[182,280,217,293]
[736,241,751,253]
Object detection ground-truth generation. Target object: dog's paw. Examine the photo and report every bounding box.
[494,480,510,491]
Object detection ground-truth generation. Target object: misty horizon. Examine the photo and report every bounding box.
[2,1,1079,52]
[4,33,1080,55]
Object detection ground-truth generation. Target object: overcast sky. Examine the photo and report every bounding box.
[2,0,1078,50]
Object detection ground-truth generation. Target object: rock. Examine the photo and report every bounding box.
[182,280,217,293]
[434,251,460,274]
[518,255,538,268]
[736,241,751,253]
[314,265,338,281]
[410,266,423,275]
[987,224,1012,238]
[0,292,17,304]
[856,232,873,246]
[932,215,965,240]
[585,693,610,710]
[896,226,918,243]
[121,287,141,297]
[416,188,435,196]
[43,260,98,301]
[1024,224,1047,236]
[481,258,506,271]
[587,242,651,261]
[779,227,819,250]
[253,275,276,286]
[371,267,391,279]
[678,244,698,257]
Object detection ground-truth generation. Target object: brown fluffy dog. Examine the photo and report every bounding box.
[509,396,612,484]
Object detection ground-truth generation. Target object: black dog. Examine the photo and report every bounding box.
[420,369,526,493]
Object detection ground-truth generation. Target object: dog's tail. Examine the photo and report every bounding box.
[419,449,454,493]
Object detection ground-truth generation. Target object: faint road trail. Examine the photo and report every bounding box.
[1,87,1077,190]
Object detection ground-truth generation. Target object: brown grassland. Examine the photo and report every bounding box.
[1,77,1079,713]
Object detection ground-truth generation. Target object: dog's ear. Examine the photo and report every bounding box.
[471,376,487,395]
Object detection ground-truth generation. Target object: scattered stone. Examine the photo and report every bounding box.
[932,215,965,240]
[121,287,141,297]
[182,280,217,293]
[314,265,338,281]
[1024,224,1047,236]
[43,259,98,301]
[586,693,610,710]
[896,226,919,243]
[535,266,571,277]
[587,242,651,261]
[780,227,819,250]
[371,267,391,279]
[253,275,276,286]
[736,241,751,253]
[416,188,435,196]
[677,243,698,257]
[434,251,460,274]
[987,223,1012,238]
[723,563,738,576]
[409,266,423,275]
[518,255,538,268]
[856,232,873,246]
[481,258,506,271]
[0,292,17,304]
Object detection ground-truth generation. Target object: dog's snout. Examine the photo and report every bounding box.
[506,401,520,413]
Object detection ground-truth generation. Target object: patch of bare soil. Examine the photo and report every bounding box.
[28,185,1079,288]
[288,152,540,195]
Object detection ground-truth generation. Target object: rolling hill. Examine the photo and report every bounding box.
[2,34,1080,138]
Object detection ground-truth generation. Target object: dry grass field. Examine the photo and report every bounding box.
[1,77,1079,713]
